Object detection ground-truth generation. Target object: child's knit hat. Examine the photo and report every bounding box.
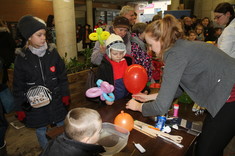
[113,16,130,30]
[18,15,46,40]
[105,34,126,58]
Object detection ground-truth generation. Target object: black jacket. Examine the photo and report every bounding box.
[0,30,15,87]
[40,133,105,156]
[13,44,69,128]
[97,54,133,100]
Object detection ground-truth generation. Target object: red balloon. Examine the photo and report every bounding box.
[123,64,148,94]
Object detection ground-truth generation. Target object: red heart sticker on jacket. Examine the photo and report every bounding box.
[50,66,56,72]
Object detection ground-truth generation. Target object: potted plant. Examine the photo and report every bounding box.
[64,48,96,82]
[63,48,98,108]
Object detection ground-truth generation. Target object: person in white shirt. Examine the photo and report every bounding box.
[214,2,235,58]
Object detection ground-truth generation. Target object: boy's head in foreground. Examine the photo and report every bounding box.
[64,108,102,144]
[105,34,126,63]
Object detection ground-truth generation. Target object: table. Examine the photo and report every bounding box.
[46,98,205,156]
[98,98,203,156]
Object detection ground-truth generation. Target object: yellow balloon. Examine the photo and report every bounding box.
[101,31,110,40]
[89,33,98,41]
[206,41,215,44]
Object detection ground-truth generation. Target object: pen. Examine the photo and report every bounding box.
[148,126,160,131]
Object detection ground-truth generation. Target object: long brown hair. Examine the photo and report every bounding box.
[145,14,184,60]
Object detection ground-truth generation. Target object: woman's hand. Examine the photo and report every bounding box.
[126,99,143,112]
[132,92,158,102]
[132,93,149,102]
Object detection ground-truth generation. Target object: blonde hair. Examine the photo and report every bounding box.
[195,24,204,32]
[120,5,134,16]
[64,108,102,141]
[145,14,184,60]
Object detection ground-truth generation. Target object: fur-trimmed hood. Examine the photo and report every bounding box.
[0,27,9,33]
[15,43,57,58]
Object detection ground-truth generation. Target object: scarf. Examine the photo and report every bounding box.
[29,42,47,57]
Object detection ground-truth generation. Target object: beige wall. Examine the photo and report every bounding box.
[0,0,53,22]
[194,0,235,19]
[0,0,120,23]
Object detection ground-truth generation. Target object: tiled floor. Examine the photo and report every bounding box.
[5,113,42,156]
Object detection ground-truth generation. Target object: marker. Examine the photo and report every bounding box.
[133,142,146,153]
[148,126,160,131]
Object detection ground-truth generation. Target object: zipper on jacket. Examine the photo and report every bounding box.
[38,57,46,85]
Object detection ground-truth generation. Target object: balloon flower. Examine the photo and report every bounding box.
[86,79,115,102]
[89,28,110,45]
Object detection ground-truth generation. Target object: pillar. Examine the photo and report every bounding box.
[202,0,214,19]
[171,0,180,10]
[86,0,93,28]
[194,0,202,18]
[53,0,77,60]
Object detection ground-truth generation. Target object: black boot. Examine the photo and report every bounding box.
[0,141,7,156]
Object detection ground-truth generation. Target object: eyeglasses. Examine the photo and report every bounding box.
[214,14,224,20]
